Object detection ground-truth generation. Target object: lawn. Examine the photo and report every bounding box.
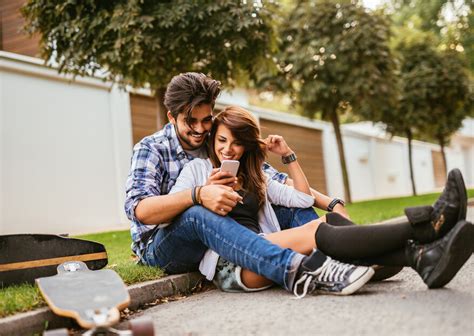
[1,189,473,318]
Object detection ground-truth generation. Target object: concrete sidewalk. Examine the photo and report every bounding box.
[128,206,474,335]
[142,257,474,336]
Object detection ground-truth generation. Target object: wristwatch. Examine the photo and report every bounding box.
[327,198,345,212]
[281,152,297,165]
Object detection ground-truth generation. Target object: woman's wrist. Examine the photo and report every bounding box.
[282,150,294,157]
[281,151,297,165]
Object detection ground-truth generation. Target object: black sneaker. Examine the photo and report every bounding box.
[405,168,467,243]
[293,250,374,298]
[406,220,474,288]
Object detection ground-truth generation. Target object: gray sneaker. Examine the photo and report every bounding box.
[293,249,374,298]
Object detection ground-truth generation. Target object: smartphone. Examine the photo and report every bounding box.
[220,160,240,177]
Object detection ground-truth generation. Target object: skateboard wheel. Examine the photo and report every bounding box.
[43,328,69,336]
[129,318,155,336]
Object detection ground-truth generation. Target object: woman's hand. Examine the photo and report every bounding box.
[265,135,293,157]
[200,185,242,216]
[206,168,237,188]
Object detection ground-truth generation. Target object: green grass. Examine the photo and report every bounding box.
[1,189,473,318]
[0,283,44,318]
[77,230,164,285]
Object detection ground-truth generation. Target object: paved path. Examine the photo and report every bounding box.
[133,208,474,336]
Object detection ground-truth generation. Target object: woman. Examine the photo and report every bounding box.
[170,106,472,297]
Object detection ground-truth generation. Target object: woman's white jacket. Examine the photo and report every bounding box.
[169,158,314,280]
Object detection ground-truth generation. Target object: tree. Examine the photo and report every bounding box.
[385,39,472,195]
[389,0,474,71]
[418,49,472,175]
[274,1,398,203]
[383,39,438,196]
[386,4,473,190]
[22,0,278,126]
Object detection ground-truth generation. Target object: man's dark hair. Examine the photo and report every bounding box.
[164,72,221,122]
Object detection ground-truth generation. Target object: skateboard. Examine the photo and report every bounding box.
[0,234,108,287]
[37,261,154,336]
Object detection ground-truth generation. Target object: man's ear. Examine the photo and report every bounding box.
[167,111,175,125]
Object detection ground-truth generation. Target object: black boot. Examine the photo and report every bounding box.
[405,168,467,243]
[406,220,474,288]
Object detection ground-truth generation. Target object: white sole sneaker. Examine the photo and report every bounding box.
[317,266,375,296]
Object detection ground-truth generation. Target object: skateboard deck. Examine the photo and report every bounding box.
[0,234,108,287]
[37,261,130,329]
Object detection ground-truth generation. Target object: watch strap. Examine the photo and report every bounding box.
[327,198,345,212]
[281,153,297,165]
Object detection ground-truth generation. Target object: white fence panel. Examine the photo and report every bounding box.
[0,53,133,235]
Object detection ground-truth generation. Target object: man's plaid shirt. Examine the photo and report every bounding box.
[125,123,287,255]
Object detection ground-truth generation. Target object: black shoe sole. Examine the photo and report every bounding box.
[451,168,467,222]
[370,265,403,282]
[426,220,474,288]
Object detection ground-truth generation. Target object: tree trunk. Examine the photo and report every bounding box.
[329,108,352,203]
[155,87,169,129]
[438,135,448,179]
[406,129,417,196]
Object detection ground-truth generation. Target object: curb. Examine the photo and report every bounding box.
[0,272,204,336]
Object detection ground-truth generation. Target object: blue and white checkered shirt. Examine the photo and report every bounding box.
[125,123,287,255]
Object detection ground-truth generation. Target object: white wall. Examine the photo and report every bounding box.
[460,145,474,186]
[218,88,250,108]
[449,124,474,187]
[412,145,436,194]
[322,127,450,201]
[344,135,376,200]
[0,52,133,235]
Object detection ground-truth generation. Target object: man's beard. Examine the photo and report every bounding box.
[174,124,208,150]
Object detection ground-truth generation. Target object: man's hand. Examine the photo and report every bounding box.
[333,203,350,220]
[200,184,242,216]
[206,168,238,188]
[264,134,293,157]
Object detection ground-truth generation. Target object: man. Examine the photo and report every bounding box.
[125,72,470,297]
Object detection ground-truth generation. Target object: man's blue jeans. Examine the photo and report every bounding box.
[271,205,319,230]
[142,205,318,291]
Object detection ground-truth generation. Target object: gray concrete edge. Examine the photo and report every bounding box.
[0,272,204,336]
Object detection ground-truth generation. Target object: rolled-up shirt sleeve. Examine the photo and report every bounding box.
[266,177,314,208]
[125,143,164,223]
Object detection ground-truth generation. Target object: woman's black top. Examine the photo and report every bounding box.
[228,190,260,233]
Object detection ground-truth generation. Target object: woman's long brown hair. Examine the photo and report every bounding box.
[208,106,267,208]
